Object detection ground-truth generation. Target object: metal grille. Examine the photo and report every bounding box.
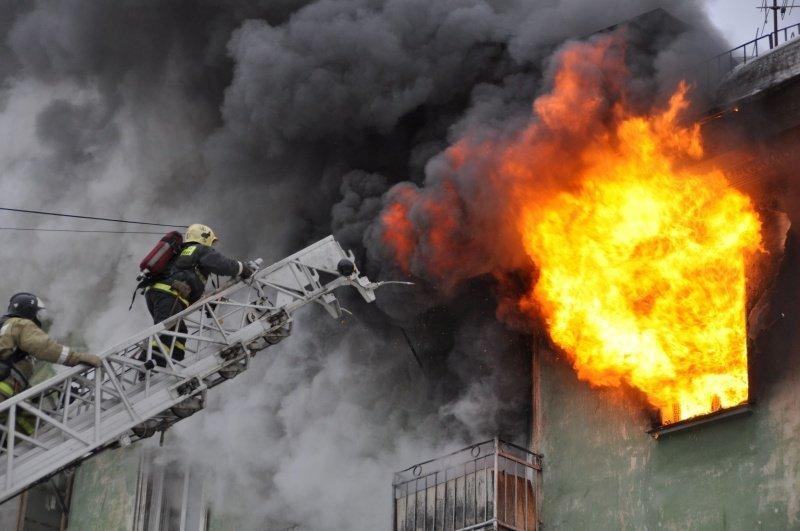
[393,439,542,531]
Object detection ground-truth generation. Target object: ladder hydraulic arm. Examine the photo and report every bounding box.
[0,236,389,503]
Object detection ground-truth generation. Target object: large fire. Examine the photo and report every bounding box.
[380,35,763,424]
[519,90,762,423]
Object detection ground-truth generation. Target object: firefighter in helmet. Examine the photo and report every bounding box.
[143,223,253,366]
[0,293,101,432]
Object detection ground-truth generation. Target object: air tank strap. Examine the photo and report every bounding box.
[0,316,30,390]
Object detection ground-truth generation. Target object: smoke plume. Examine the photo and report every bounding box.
[0,1,728,528]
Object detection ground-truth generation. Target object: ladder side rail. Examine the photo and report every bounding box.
[4,375,211,497]
[0,276,294,466]
[0,315,233,468]
[0,295,285,499]
[0,319,234,497]
[0,236,377,502]
[0,237,350,414]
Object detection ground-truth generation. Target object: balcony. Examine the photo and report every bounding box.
[393,439,542,531]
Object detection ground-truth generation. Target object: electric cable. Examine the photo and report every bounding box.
[0,227,165,234]
[398,326,424,369]
[760,1,770,41]
[0,206,188,228]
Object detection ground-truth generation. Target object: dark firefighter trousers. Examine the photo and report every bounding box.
[144,289,188,366]
[0,376,35,435]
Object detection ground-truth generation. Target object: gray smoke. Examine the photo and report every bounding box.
[0,1,728,528]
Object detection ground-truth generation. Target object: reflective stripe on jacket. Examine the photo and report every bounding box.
[0,317,81,386]
[0,380,14,397]
[147,282,190,307]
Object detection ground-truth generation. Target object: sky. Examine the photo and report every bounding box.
[708,0,800,48]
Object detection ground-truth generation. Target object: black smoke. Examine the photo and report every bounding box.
[0,1,727,528]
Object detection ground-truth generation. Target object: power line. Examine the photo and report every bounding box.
[0,207,188,228]
[0,227,165,234]
[398,326,424,369]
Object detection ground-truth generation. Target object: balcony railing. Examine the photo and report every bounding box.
[393,439,542,531]
[697,23,800,90]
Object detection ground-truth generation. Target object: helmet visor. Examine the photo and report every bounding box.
[36,298,47,321]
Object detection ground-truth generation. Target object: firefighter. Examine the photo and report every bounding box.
[143,223,253,366]
[0,293,101,433]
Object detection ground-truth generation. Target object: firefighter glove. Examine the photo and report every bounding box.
[75,352,102,368]
[239,262,254,280]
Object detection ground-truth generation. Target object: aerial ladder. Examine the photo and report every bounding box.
[0,236,389,503]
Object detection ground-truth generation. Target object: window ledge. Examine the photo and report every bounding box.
[647,403,752,439]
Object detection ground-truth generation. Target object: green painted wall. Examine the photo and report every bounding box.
[538,348,800,530]
[208,508,247,531]
[67,447,140,531]
[536,233,800,530]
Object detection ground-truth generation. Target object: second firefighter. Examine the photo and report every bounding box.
[142,223,253,366]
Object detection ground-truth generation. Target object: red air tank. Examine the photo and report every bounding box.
[139,231,183,276]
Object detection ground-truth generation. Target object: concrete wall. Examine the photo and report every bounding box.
[67,447,141,531]
[66,444,239,531]
[207,508,248,531]
[535,230,800,531]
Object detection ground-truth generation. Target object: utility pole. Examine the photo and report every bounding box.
[758,1,800,48]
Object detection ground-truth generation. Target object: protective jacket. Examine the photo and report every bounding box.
[162,242,243,304]
[0,316,83,396]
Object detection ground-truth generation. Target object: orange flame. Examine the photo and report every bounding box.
[520,86,761,422]
[381,189,417,273]
[380,35,763,423]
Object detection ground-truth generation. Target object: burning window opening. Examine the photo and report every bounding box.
[380,35,767,439]
[645,305,752,432]
[515,73,762,431]
[517,94,760,431]
[393,439,542,531]
[647,218,786,436]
